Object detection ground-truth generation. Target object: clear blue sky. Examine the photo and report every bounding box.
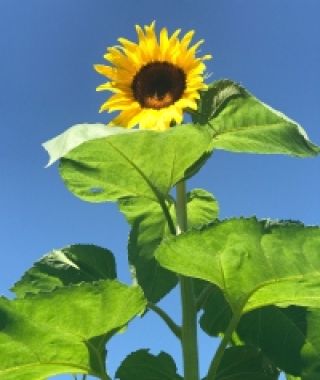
[1,1,319,379]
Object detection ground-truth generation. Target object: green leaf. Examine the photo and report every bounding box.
[115,349,182,380]
[119,196,177,303]
[44,124,213,203]
[12,244,116,297]
[192,80,319,157]
[0,280,146,380]
[119,189,218,302]
[42,123,135,167]
[285,375,301,380]
[186,188,219,227]
[238,306,320,380]
[198,284,232,337]
[214,346,279,380]
[238,306,306,376]
[156,218,320,314]
[301,310,320,379]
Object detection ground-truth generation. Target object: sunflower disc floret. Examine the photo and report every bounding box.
[94,22,211,131]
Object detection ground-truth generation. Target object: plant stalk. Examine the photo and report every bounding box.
[206,312,241,380]
[176,180,199,380]
[148,302,181,339]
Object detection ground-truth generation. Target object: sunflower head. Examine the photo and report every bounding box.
[94,22,211,131]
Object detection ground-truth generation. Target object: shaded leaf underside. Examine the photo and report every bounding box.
[12,244,116,297]
[115,349,182,380]
[119,189,219,302]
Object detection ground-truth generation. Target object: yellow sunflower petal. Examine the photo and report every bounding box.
[109,106,142,128]
[118,37,137,52]
[135,24,146,45]
[94,22,211,131]
[202,54,213,61]
[176,98,198,110]
[96,82,119,92]
[136,109,158,130]
[101,93,138,112]
[180,30,195,49]
[158,30,170,61]
[144,21,156,41]
[94,65,116,80]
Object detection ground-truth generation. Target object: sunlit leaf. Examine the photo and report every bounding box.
[12,244,116,297]
[0,280,146,380]
[42,123,135,167]
[192,80,319,156]
[156,218,320,313]
[119,189,218,302]
[115,349,182,380]
[185,188,219,227]
[44,124,213,203]
[285,374,301,380]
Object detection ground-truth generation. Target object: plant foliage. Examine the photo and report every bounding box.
[2,80,319,380]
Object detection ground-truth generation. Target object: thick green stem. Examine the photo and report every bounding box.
[206,312,242,380]
[176,180,199,380]
[196,284,213,310]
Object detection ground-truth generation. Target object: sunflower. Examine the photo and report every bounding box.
[94,22,211,131]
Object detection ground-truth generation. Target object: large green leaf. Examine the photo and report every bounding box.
[198,283,232,337]
[302,310,320,379]
[42,123,135,167]
[238,306,306,376]
[237,306,320,379]
[119,189,218,302]
[192,80,319,156]
[115,349,182,380]
[156,218,320,314]
[43,123,213,203]
[0,280,146,380]
[11,244,116,297]
[214,346,279,380]
[120,194,177,303]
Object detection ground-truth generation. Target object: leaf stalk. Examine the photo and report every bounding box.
[206,311,242,380]
[148,302,182,339]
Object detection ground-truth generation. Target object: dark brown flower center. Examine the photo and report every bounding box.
[131,61,186,109]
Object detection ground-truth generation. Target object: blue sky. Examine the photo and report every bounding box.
[1,1,319,379]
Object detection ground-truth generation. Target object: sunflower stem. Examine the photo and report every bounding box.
[206,311,242,380]
[176,180,199,380]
